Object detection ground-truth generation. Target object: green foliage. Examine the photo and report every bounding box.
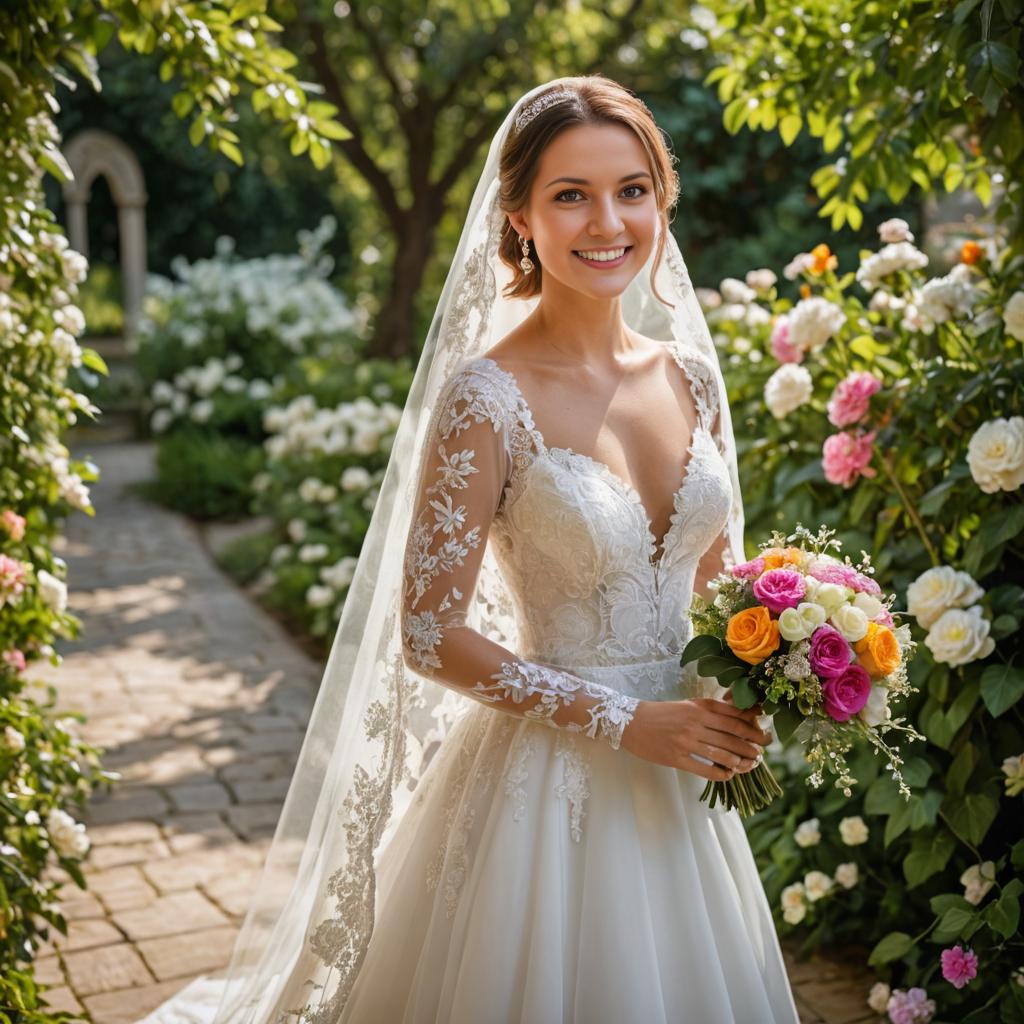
[701,0,1024,251]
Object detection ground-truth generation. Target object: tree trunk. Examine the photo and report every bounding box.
[367,197,443,361]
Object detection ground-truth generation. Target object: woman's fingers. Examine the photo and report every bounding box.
[700,725,763,762]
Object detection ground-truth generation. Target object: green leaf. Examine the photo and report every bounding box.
[905,830,956,888]
[771,705,802,743]
[681,634,723,667]
[933,904,980,943]
[930,893,973,916]
[697,654,748,678]
[946,742,976,795]
[79,348,109,375]
[943,788,1000,847]
[980,663,1024,717]
[730,675,759,710]
[779,114,802,146]
[868,931,914,966]
[985,886,1021,939]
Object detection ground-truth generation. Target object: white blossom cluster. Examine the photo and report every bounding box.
[262,394,402,461]
[906,566,995,667]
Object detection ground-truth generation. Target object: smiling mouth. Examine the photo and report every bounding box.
[572,246,633,265]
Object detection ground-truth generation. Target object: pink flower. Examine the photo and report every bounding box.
[874,608,895,628]
[752,568,806,614]
[0,555,27,606]
[940,945,978,989]
[1,510,26,542]
[822,429,877,488]
[2,649,26,673]
[850,570,881,595]
[770,316,804,363]
[732,556,766,581]
[821,663,872,721]
[886,987,935,1024]
[826,370,882,427]
[808,624,853,679]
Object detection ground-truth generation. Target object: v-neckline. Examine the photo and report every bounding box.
[476,341,707,570]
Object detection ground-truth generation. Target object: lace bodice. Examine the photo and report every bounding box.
[402,338,735,739]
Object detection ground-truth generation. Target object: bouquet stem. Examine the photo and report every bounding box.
[700,761,784,817]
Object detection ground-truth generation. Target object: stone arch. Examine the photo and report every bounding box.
[62,130,149,338]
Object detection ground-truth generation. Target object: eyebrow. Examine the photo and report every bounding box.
[544,171,652,188]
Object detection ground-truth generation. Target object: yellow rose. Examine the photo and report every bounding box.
[726,606,781,666]
[762,546,803,571]
[853,622,900,678]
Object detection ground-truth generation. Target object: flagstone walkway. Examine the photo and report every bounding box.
[32,441,879,1023]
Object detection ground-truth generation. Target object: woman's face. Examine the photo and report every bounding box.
[509,120,660,301]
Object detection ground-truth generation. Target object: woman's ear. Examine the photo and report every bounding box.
[506,210,529,239]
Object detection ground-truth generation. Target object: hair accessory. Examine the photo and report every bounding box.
[518,234,535,274]
[513,88,575,134]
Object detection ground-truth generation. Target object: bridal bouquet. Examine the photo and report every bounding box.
[681,524,923,816]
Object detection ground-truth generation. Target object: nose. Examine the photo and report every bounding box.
[588,194,625,240]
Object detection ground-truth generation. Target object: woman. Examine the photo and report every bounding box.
[142,74,800,1024]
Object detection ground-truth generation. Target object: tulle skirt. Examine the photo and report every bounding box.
[335,661,800,1024]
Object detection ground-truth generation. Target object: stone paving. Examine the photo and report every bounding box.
[31,440,879,1023]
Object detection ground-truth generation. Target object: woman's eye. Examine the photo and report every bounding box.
[554,185,647,202]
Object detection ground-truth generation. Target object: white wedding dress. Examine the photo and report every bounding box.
[142,338,800,1024]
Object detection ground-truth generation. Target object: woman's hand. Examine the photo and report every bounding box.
[620,698,772,781]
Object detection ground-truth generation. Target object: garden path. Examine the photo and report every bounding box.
[33,441,879,1024]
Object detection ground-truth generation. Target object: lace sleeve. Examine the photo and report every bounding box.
[401,366,641,750]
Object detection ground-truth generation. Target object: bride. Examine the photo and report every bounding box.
[141,74,800,1023]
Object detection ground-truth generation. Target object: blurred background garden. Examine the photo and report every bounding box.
[2,0,1022,1021]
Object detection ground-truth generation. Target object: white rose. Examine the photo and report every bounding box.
[878,218,914,243]
[788,296,846,351]
[46,808,90,859]
[838,815,869,846]
[286,518,307,542]
[190,399,214,423]
[906,566,984,629]
[924,605,995,666]
[298,543,328,564]
[852,592,883,620]
[967,416,1024,493]
[783,252,815,280]
[2,725,26,753]
[859,685,891,727]
[794,817,821,848]
[298,477,324,503]
[834,862,859,889]
[778,602,826,642]
[341,466,373,491]
[782,903,807,925]
[830,604,869,643]
[695,288,722,310]
[305,584,335,608]
[856,242,929,292]
[764,363,813,419]
[1001,754,1024,796]
[36,569,67,613]
[1003,291,1024,341]
[811,582,850,619]
[868,981,892,1014]
[745,268,777,293]
[720,277,757,304]
[960,861,996,905]
[804,870,833,902]
[781,882,806,910]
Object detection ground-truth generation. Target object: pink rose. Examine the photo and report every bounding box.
[770,316,804,363]
[821,663,872,721]
[826,370,882,427]
[808,624,853,679]
[732,556,765,581]
[886,987,935,1024]
[850,570,881,595]
[940,945,978,989]
[1,510,26,542]
[822,429,877,488]
[0,555,27,605]
[2,649,26,673]
[752,568,806,614]
[874,608,895,628]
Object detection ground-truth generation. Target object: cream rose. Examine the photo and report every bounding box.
[794,817,821,848]
[804,870,833,902]
[834,862,859,889]
[906,566,984,629]
[764,363,813,419]
[967,416,1024,493]
[778,602,827,642]
[781,882,806,910]
[36,569,67,614]
[868,982,892,1014]
[859,685,891,727]
[46,808,90,859]
[788,296,846,351]
[2,725,25,753]
[1003,290,1024,341]
[809,581,850,618]
[852,592,884,619]
[960,861,996,905]
[831,604,869,643]
[839,815,869,845]
[924,605,996,666]
[783,903,807,925]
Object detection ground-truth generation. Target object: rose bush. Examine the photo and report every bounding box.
[701,219,1023,1022]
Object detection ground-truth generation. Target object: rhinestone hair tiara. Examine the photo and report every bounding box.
[513,88,575,134]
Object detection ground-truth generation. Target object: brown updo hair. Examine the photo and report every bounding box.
[498,74,680,306]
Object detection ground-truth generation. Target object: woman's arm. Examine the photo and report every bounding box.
[401,367,640,750]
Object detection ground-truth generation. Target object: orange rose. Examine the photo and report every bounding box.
[726,606,781,666]
[960,240,982,266]
[763,546,802,571]
[810,243,838,274]
[853,622,900,678]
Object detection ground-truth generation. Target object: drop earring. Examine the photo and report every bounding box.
[518,234,534,274]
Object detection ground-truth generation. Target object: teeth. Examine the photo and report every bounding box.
[575,247,627,262]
